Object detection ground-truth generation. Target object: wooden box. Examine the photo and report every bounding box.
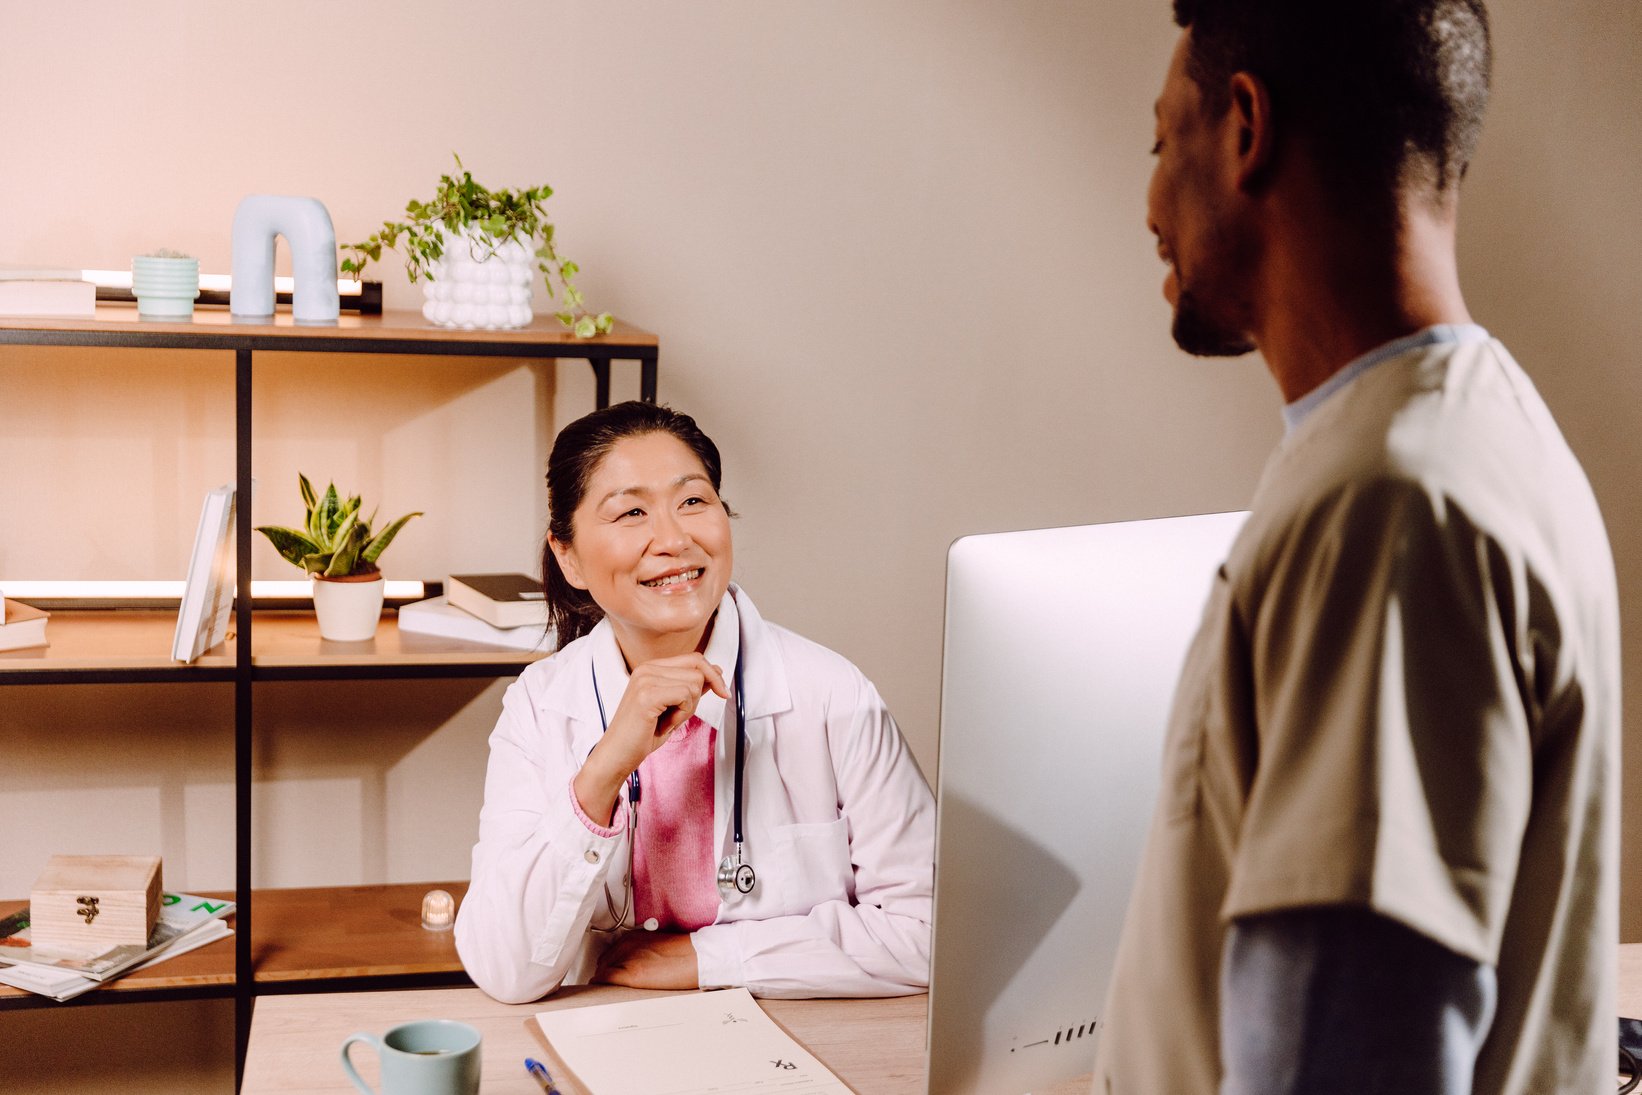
[30,855,162,953]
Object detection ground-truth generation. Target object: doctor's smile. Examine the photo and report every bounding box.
[642,567,705,590]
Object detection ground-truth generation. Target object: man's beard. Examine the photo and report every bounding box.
[1171,288,1256,358]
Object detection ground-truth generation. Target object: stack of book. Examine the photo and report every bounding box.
[397,573,552,652]
[0,592,49,653]
[0,891,235,1001]
[0,268,96,318]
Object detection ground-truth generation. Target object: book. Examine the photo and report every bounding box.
[0,278,95,318]
[396,595,552,652]
[447,573,549,629]
[0,598,49,653]
[172,485,236,663]
[531,987,850,1095]
[0,890,235,998]
[0,920,230,1001]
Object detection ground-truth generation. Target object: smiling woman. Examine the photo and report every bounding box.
[453,402,936,1004]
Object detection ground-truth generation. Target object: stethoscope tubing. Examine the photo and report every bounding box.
[589,625,752,929]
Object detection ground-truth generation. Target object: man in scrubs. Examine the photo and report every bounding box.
[1094,3,1619,1093]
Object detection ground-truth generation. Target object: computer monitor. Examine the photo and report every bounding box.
[925,510,1249,1094]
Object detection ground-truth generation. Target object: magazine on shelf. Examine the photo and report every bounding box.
[0,917,231,1001]
[172,484,236,663]
[0,890,235,986]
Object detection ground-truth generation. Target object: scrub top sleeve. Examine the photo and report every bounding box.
[1223,477,1533,966]
[454,675,630,1004]
[694,668,935,998]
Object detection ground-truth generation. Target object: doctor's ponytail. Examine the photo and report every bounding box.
[540,401,732,650]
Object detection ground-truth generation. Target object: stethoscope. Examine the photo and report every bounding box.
[589,631,756,932]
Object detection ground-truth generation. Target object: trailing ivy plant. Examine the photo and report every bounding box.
[341,155,614,338]
[255,474,422,579]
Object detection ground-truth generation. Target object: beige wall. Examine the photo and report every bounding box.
[1,1,1637,1088]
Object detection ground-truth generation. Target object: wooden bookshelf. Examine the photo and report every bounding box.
[0,309,654,1085]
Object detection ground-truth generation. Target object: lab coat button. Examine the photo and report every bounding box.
[584,850,600,864]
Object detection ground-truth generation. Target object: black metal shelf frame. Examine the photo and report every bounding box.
[0,322,657,1089]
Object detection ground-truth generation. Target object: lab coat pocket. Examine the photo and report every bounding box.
[772,817,853,916]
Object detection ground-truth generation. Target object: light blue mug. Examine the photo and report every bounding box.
[340,1019,482,1095]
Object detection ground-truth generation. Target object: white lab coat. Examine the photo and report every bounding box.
[454,585,935,1003]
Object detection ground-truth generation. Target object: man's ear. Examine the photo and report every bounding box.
[1228,71,1275,190]
[548,535,589,591]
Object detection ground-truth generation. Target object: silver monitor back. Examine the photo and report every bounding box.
[926,511,1248,1094]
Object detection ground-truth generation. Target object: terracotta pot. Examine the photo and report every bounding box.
[311,572,385,642]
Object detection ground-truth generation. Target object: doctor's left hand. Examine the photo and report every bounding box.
[592,929,700,990]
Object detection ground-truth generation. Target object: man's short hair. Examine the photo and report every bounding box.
[1172,0,1492,198]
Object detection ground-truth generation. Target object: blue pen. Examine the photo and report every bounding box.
[524,1057,563,1095]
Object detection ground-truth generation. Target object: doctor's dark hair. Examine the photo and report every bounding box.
[1172,0,1492,200]
[540,401,733,650]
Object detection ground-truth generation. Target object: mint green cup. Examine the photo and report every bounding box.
[340,1019,481,1095]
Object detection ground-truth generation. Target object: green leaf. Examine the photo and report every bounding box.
[255,526,322,568]
[323,508,360,553]
[316,483,341,535]
[298,473,317,513]
[574,316,597,339]
[326,538,361,577]
[360,511,423,566]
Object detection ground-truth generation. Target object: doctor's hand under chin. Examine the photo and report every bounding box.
[592,929,700,990]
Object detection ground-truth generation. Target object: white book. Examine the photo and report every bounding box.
[397,595,552,652]
[172,485,236,663]
[0,278,95,317]
[0,598,50,653]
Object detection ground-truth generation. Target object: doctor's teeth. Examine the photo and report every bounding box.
[645,569,702,588]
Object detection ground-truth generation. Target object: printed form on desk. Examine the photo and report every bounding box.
[532,987,851,1095]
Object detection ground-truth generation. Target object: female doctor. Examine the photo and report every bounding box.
[453,401,935,1003]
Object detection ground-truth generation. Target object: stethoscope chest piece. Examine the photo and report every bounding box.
[718,853,757,896]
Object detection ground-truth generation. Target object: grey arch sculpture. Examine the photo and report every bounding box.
[230,195,340,322]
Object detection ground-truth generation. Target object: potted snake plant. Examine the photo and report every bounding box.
[255,474,422,641]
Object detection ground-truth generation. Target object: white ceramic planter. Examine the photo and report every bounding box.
[131,255,201,319]
[420,227,535,330]
[311,573,385,642]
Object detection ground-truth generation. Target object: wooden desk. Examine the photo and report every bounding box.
[245,948,1642,1093]
[242,985,1094,1095]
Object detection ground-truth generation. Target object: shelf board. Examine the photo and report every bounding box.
[0,881,470,1007]
[0,307,657,358]
[0,609,233,678]
[0,609,547,680]
[253,611,547,671]
[251,881,469,984]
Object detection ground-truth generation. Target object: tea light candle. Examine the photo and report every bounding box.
[421,888,456,932]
